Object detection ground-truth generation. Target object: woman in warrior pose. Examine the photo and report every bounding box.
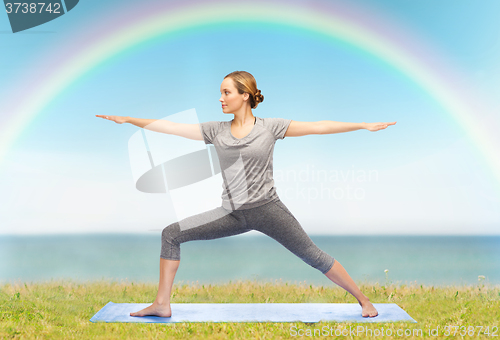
[96,70,396,318]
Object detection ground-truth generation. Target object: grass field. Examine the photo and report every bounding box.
[1,279,498,339]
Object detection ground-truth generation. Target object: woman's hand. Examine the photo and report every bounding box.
[364,121,397,132]
[95,115,129,124]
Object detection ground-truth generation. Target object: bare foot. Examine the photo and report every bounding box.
[130,301,172,317]
[359,299,378,318]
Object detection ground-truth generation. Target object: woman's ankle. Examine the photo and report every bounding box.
[358,296,370,304]
[154,298,170,306]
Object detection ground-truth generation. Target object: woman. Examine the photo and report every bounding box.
[96,71,396,318]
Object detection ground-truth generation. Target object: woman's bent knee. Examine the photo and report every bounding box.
[161,223,181,260]
[162,223,179,242]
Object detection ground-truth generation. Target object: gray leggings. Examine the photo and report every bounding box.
[161,197,335,274]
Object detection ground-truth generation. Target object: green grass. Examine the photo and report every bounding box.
[0,279,498,339]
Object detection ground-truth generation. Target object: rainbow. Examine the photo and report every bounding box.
[2,0,500,192]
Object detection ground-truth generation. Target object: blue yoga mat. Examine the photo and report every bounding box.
[90,302,417,323]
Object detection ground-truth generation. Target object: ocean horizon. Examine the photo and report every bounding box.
[1,234,499,287]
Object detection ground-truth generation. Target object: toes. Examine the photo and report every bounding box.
[362,309,378,318]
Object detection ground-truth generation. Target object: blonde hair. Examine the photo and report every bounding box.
[224,71,264,109]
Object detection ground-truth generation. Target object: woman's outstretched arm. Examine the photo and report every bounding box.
[95,115,203,141]
[319,120,397,134]
[284,120,396,137]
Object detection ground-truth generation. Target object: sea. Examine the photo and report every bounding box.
[1,234,499,287]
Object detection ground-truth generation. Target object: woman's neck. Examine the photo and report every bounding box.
[232,113,255,127]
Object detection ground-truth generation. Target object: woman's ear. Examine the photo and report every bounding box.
[243,92,249,102]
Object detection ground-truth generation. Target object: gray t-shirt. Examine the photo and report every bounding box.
[199,116,292,211]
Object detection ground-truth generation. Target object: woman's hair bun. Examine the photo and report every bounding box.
[254,89,264,105]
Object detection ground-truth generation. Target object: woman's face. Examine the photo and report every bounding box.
[219,77,249,114]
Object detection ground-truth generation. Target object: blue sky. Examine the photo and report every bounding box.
[1,0,499,235]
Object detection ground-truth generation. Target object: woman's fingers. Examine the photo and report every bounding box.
[379,121,396,130]
[366,122,394,131]
[95,115,112,120]
[96,115,127,124]
[365,121,396,131]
